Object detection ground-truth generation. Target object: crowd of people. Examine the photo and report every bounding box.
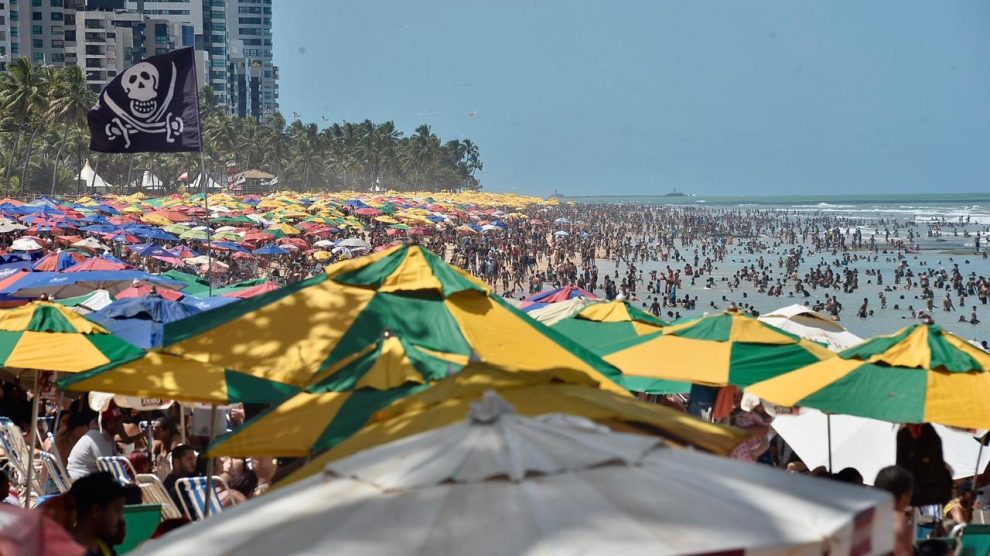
[3,194,990,553]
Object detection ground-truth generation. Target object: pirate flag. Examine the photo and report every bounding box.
[88,47,201,153]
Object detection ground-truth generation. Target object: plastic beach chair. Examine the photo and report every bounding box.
[959,524,990,556]
[37,451,72,494]
[175,475,233,520]
[0,417,42,493]
[97,455,137,484]
[136,473,182,520]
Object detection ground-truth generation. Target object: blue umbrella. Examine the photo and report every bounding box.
[0,270,186,298]
[214,241,251,253]
[86,294,206,349]
[253,244,289,256]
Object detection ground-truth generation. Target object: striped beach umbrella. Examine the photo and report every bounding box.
[602,310,834,388]
[61,245,626,403]
[255,363,746,482]
[0,301,143,372]
[748,323,990,429]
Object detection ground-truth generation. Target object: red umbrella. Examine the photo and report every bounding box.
[241,230,271,242]
[64,258,131,272]
[146,210,191,223]
[0,503,84,556]
[54,235,82,247]
[231,251,254,260]
[278,237,309,250]
[116,284,184,301]
[222,281,279,299]
[32,251,86,272]
[354,207,381,217]
[151,255,185,267]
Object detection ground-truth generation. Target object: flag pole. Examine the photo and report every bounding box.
[193,73,213,297]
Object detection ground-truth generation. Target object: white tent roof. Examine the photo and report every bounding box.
[66,289,115,315]
[527,297,597,326]
[78,161,113,190]
[191,173,224,191]
[130,171,164,190]
[773,408,990,485]
[759,304,863,351]
[138,392,894,556]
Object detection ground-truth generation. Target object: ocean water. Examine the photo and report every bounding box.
[562,193,990,225]
[565,193,990,344]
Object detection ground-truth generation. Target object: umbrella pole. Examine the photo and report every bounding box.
[49,389,64,464]
[24,372,41,508]
[198,149,213,297]
[179,403,186,445]
[826,413,833,473]
[205,404,217,517]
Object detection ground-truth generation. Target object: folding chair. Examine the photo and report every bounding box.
[136,473,182,520]
[97,456,137,485]
[37,451,72,494]
[0,417,43,495]
[958,524,990,556]
[175,476,234,520]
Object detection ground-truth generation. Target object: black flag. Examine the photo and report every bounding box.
[88,47,201,153]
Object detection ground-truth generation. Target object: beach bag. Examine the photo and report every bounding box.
[896,424,953,506]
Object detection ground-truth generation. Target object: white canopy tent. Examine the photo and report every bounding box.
[77,161,114,192]
[130,171,165,192]
[759,304,864,351]
[137,392,894,556]
[191,173,225,191]
[773,408,990,485]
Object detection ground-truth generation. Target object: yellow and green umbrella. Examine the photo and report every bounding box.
[553,300,667,354]
[0,301,143,372]
[273,363,747,485]
[61,245,627,403]
[207,335,471,457]
[603,310,834,388]
[551,300,684,394]
[748,323,990,429]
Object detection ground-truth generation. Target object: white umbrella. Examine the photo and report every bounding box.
[554,217,571,224]
[759,304,863,351]
[553,230,569,237]
[480,224,500,232]
[336,237,372,250]
[0,220,28,233]
[65,289,115,315]
[772,408,990,485]
[313,239,335,248]
[137,392,893,556]
[70,238,109,252]
[526,297,597,326]
[10,238,43,251]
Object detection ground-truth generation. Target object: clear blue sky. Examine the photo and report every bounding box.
[273,1,990,196]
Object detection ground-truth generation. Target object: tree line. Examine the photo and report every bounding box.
[0,59,483,196]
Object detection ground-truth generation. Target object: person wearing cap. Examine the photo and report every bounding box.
[69,471,127,556]
[66,403,130,481]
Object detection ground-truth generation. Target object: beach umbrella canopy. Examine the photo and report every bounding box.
[221,281,280,299]
[520,285,598,312]
[0,503,85,556]
[207,333,473,457]
[143,392,893,556]
[63,256,130,272]
[759,304,864,351]
[86,294,205,349]
[115,283,184,302]
[748,322,990,429]
[10,238,43,251]
[252,244,289,256]
[772,408,990,486]
[31,251,83,272]
[552,300,667,354]
[3,271,186,299]
[260,363,746,480]
[61,245,626,404]
[602,310,834,388]
[0,301,144,373]
[56,289,116,315]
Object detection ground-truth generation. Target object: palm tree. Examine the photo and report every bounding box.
[0,58,49,192]
[46,64,94,194]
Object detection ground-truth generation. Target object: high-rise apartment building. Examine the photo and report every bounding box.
[0,0,277,119]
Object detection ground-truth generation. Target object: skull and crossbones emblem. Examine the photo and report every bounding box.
[103,60,185,149]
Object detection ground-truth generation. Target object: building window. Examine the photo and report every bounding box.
[32,11,42,20]
[31,0,41,6]
[50,0,63,6]
[10,11,17,21]
[32,38,43,48]
[11,43,19,54]
[32,24,43,34]
[51,12,62,20]
[51,52,64,63]
[33,53,44,62]
[182,24,194,47]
